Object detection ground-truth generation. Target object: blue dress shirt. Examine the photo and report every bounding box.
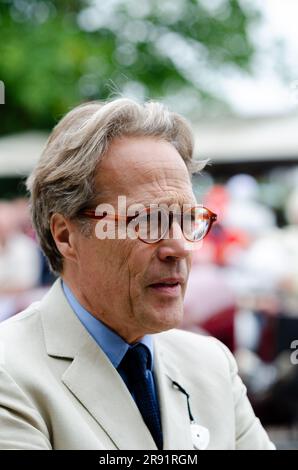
[62,280,160,407]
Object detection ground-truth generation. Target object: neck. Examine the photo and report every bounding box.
[61,275,147,344]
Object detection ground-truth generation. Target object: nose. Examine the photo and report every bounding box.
[156,220,192,262]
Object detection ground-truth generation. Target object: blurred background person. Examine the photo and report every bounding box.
[0,201,40,294]
[0,200,45,321]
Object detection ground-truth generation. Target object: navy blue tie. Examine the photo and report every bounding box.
[120,344,163,450]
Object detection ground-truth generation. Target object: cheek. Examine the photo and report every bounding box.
[126,245,155,295]
[78,235,152,300]
[76,238,120,281]
[94,240,136,293]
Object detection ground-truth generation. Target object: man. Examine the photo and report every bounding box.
[0,99,274,450]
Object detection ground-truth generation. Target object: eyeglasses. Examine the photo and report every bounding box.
[79,205,217,244]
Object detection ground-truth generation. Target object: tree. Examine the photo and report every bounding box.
[0,0,260,135]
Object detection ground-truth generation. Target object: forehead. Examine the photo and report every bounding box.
[95,136,195,205]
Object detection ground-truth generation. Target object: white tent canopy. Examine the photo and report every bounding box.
[0,113,298,176]
[0,132,48,177]
[194,113,298,163]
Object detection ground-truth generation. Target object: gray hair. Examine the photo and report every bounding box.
[26,98,207,274]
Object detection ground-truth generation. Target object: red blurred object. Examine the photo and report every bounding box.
[203,184,230,216]
[201,306,236,352]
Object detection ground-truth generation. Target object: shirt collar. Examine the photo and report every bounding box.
[62,280,154,370]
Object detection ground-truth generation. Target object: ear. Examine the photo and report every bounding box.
[50,213,78,264]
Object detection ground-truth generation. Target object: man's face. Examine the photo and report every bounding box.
[69,136,197,343]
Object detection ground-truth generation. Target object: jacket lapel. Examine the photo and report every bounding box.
[61,339,157,449]
[153,339,194,450]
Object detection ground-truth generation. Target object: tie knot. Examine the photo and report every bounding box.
[121,344,151,379]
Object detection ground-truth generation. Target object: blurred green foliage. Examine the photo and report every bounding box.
[0,0,260,135]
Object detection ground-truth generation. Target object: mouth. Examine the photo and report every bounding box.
[148,278,182,297]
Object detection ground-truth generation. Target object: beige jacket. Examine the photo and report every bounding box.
[0,279,274,450]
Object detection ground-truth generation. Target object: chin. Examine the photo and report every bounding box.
[143,308,184,334]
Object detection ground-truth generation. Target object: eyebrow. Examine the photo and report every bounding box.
[135,195,197,207]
